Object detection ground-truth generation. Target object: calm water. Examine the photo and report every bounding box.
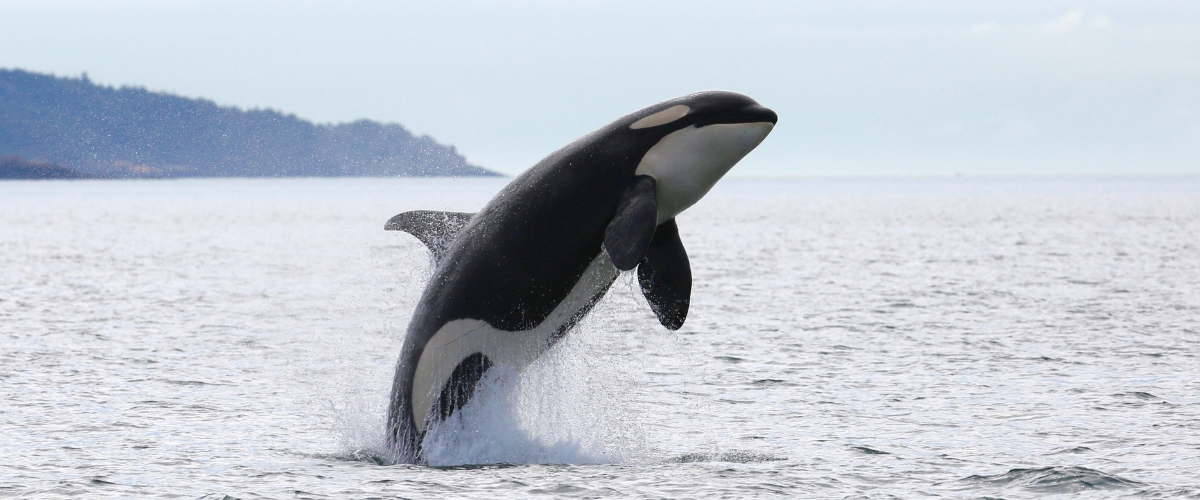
[2,176,1199,498]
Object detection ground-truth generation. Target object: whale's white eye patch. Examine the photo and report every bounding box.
[629,105,690,129]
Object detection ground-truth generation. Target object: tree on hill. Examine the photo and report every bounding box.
[0,68,498,178]
[0,155,95,179]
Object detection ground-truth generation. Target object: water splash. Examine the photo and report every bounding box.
[420,322,653,466]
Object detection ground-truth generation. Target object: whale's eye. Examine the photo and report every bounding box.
[630,105,690,130]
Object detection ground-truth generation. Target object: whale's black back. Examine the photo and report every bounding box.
[415,131,653,334]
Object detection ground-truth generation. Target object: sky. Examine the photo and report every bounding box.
[2,0,1199,177]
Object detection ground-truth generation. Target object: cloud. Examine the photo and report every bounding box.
[995,112,1038,141]
[1089,15,1112,29]
[1184,124,1200,149]
[1043,10,1084,32]
[1043,10,1111,32]
[939,119,965,135]
[969,22,1002,35]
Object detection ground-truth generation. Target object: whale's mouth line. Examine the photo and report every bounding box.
[443,321,489,347]
[695,119,776,129]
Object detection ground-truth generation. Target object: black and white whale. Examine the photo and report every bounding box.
[383,91,777,463]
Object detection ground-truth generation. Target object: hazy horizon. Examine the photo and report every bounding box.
[2,1,1198,177]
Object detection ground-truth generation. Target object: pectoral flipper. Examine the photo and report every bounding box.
[637,219,691,330]
[604,175,659,271]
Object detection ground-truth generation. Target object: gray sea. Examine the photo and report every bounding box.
[2,176,1199,498]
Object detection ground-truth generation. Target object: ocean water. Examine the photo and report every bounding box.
[2,176,1199,498]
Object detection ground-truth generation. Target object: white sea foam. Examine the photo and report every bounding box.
[338,312,657,466]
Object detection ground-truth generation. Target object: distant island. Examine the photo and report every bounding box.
[0,68,499,179]
[1,155,95,179]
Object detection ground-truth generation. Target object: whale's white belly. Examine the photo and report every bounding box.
[410,251,619,431]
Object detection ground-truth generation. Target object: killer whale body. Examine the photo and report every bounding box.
[384,91,776,464]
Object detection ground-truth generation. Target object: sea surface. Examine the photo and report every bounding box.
[2,176,1199,498]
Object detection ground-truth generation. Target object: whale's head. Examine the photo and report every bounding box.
[624,91,777,222]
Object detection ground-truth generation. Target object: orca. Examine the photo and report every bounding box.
[383,91,776,463]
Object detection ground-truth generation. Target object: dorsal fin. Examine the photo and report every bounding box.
[385,210,475,260]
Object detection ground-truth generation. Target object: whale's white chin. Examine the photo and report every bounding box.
[635,122,774,223]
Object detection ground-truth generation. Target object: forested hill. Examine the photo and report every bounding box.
[0,69,498,178]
